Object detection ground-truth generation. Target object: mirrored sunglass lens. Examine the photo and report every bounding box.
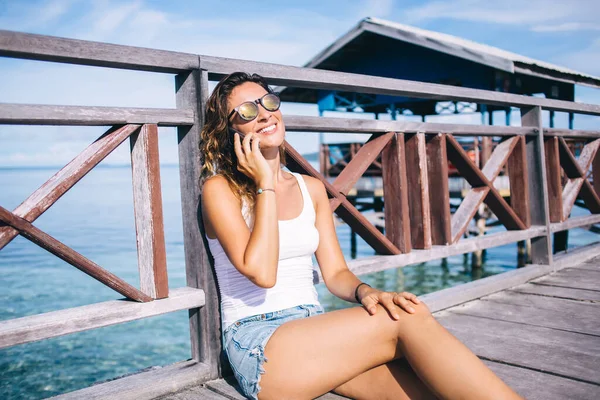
[262,94,280,111]
[237,103,258,120]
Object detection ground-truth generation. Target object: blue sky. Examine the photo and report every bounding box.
[0,0,599,166]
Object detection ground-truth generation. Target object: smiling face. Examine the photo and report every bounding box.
[227,82,285,149]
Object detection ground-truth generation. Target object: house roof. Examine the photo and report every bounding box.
[301,17,600,89]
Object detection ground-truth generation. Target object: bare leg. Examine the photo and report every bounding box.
[334,357,439,400]
[258,302,522,400]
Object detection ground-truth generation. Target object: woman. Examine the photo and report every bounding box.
[200,72,523,400]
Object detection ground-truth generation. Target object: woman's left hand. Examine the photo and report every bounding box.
[359,287,421,320]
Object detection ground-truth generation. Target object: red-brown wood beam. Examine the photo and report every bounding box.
[283,139,401,255]
[332,132,394,196]
[507,136,531,227]
[405,133,432,249]
[446,134,525,230]
[450,187,490,243]
[0,124,141,250]
[560,138,600,219]
[130,124,168,299]
[544,137,563,223]
[0,205,152,302]
[426,133,451,245]
[381,133,411,253]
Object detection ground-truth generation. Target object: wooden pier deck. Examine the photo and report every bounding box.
[158,255,600,400]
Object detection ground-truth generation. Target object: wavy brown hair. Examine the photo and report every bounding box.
[199,72,286,213]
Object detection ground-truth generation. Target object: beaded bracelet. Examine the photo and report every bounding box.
[354,282,371,303]
[257,188,275,195]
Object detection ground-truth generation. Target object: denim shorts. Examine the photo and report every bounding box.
[222,303,325,399]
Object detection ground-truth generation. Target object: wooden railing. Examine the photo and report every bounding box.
[1,29,599,397]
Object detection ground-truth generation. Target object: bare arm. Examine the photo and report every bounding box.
[307,176,421,317]
[201,132,279,288]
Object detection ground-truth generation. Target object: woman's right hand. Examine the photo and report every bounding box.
[233,132,274,186]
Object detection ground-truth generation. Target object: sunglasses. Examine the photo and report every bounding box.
[228,93,281,122]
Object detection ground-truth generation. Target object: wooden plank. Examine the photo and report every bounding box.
[130,124,168,299]
[177,69,223,379]
[200,55,600,116]
[0,124,141,250]
[434,312,600,384]
[558,137,585,178]
[482,358,600,400]
[418,261,551,313]
[54,360,212,400]
[338,226,547,284]
[521,106,552,264]
[445,134,487,187]
[0,287,204,349]
[426,133,451,245]
[545,127,600,139]
[562,139,600,219]
[161,386,230,400]
[530,267,600,292]
[510,282,600,301]
[0,205,152,302]
[507,135,531,226]
[570,262,600,271]
[0,29,199,73]
[381,133,411,253]
[204,377,245,400]
[332,132,393,196]
[404,133,432,249]
[544,137,563,222]
[578,179,600,213]
[283,114,533,136]
[550,213,600,233]
[450,295,600,336]
[450,187,489,243]
[480,136,518,182]
[204,377,349,400]
[483,186,527,230]
[0,103,194,126]
[483,289,599,311]
[447,134,526,230]
[284,138,401,255]
[594,144,600,195]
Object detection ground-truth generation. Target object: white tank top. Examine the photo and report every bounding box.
[205,172,321,332]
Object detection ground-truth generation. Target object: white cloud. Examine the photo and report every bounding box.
[531,22,600,33]
[402,0,599,27]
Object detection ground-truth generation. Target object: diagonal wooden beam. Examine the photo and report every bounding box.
[283,139,401,255]
[446,134,526,230]
[558,138,585,178]
[0,124,141,250]
[560,138,600,219]
[451,187,490,243]
[0,205,152,302]
[332,132,394,196]
[481,137,519,182]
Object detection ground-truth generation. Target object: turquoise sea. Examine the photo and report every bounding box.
[1,164,598,399]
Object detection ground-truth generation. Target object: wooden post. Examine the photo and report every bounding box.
[426,133,451,245]
[381,133,411,253]
[521,106,552,265]
[176,67,223,379]
[404,132,432,249]
[130,123,168,299]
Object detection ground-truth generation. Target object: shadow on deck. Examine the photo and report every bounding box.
[160,251,600,400]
